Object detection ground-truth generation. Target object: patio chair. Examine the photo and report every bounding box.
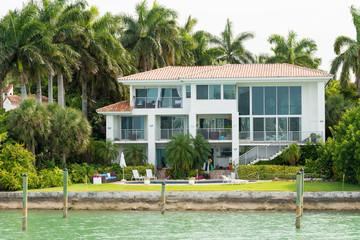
[132,170,145,181]
[146,169,157,180]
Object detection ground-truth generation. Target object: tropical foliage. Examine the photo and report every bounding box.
[282,143,301,166]
[265,30,321,69]
[123,144,147,165]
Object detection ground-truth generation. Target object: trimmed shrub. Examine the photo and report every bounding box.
[38,167,63,188]
[238,165,302,180]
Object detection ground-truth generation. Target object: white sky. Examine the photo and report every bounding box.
[1,0,359,76]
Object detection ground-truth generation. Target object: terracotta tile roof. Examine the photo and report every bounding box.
[96,100,132,112]
[3,84,13,93]
[5,95,55,104]
[119,64,332,81]
[5,95,21,104]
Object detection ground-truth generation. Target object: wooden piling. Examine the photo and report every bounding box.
[295,171,301,229]
[300,168,304,216]
[161,182,166,214]
[63,168,68,218]
[22,174,28,231]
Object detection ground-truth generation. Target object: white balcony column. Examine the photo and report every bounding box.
[232,112,239,165]
[106,115,114,140]
[189,112,197,137]
[147,113,156,165]
[317,82,325,138]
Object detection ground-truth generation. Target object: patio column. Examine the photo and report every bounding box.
[232,112,239,165]
[317,82,325,139]
[189,112,197,137]
[106,115,114,140]
[147,113,156,165]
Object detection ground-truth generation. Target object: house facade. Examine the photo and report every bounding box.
[97,64,332,168]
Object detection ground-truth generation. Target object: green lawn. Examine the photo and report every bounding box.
[27,181,360,192]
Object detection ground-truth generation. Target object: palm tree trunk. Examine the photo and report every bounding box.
[0,78,3,109]
[57,71,65,107]
[81,81,87,117]
[48,74,53,103]
[140,55,147,72]
[356,75,360,97]
[20,71,27,100]
[62,153,66,166]
[36,73,42,104]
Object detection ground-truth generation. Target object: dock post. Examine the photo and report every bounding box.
[300,168,304,216]
[161,182,166,214]
[63,168,68,218]
[295,171,301,229]
[22,174,28,231]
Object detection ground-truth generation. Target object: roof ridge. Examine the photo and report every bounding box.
[178,64,228,79]
[281,63,332,76]
[119,66,172,80]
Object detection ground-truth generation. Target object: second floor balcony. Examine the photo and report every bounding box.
[135,97,182,109]
[197,128,232,140]
[156,128,189,140]
[114,129,147,141]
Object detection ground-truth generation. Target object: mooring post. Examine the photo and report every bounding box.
[161,182,166,214]
[295,171,301,229]
[63,168,68,218]
[300,168,304,216]
[22,174,28,231]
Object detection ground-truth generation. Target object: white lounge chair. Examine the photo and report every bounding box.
[132,170,145,181]
[146,169,157,180]
[221,175,231,183]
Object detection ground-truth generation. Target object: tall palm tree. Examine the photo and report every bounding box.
[165,134,195,170]
[176,15,197,66]
[8,99,51,156]
[211,19,255,64]
[192,30,219,66]
[123,144,147,165]
[51,106,91,165]
[331,6,360,95]
[0,3,56,100]
[191,134,211,169]
[94,139,119,164]
[266,30,321,69]
[121,0,179,72]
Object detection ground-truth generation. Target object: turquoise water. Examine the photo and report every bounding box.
[0,210,359,239]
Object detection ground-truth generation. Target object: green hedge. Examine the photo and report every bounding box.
[238,165,303,180]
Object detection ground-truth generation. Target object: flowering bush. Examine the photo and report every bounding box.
[195,175,204,180]
[92,174,101,178]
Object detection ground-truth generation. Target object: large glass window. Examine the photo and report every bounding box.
[265,87,276,115]
[278,117,288,139]
[290,86,301,115]
[238,87,249,115]
[265,118,276,141]
[209,85,221,99]
[121,116,145,140]
[160,116,185,139]
[186,86,191,98]
[197,85,208,99]
[252,87,264,115]
[277,87,289,115]
[224,85,236,99]
[239,117,250,139]
[253,118,264,141]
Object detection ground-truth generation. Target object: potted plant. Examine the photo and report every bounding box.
[189,177,195,185]
[92,174,102,184]
[310,133,321,143]
[144,177,150,185]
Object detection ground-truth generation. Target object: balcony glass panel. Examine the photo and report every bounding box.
[239,117,250,140]
[253,117,264,141]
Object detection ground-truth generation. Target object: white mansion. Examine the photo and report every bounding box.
[97,64,332,168]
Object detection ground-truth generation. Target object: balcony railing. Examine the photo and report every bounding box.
[134,97,182,109]
[115,129,147,141]
[156,128,188,140]
[197,128,232,140]
[239,131,324,142]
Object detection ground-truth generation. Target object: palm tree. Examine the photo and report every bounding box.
[165,134,195,170]
[123,144,147,165]
[331,6,360,95]
[192,31,219,66]
[0,3,56,100]
[211,19,255,64]
[121,0,179,72]
[282,143,301,166]
[50,106,91,165]
[176,15,197,66]
[94,139,119,164]
[8,99,51,157]
[266,30,321,69]
[191,134,211,169]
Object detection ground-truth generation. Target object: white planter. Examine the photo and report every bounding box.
[231,172,236,179]
[189,180,195,185]
[144,179,150,185]
[93,177,102,184]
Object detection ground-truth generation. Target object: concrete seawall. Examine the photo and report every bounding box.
[1,191,360,211]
